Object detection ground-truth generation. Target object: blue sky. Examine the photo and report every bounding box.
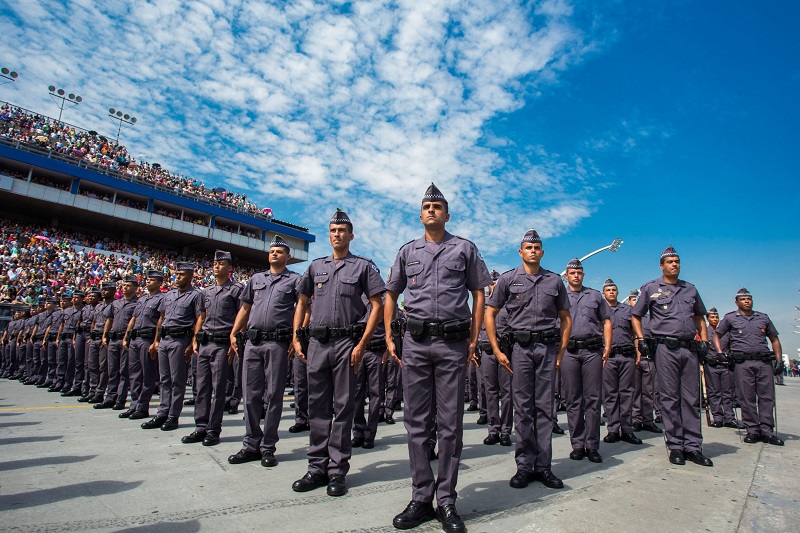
[1,1,799,357]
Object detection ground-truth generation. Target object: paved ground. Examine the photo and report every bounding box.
[1,378,798,533]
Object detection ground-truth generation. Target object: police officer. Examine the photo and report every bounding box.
[62,292,88,397]
[55,292,80,395]
[1,308,20,378]
[227,236,300,465]
[632,245,713,467]
[141,262,203,431]
[289,298,311,434]
[629,290,662,433]
[353,293,387,449]
[386,184,491,532]
[382,305,405,425]
[480,293,513,447]
[95,276,139,410]
[182,251,244,446]
[122,270,165,419]
[714,288,784,446]
[601,279,642,446]
[87,283,116,402]
[561,258,611,463]
[32,297,57,388]
[78,289,101,401]
[291,209,384,497]
[23,304,42,385]
[704,307,739,428]
[42,296,64,391]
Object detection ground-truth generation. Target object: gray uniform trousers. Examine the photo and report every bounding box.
[602,354,636,434]
[226,350,244,409]
[242,340,290,453]
[87,341,108,396]
[45,341,57,383]
[56,338,75,387]
[734,360,776,437]
[293,357,309,425]
[33,341,46,381]
[512,342,556,473]
[633,358,658,424]
[353,348,385,440]
[129,336,158,414]
[105,340,129,405]
[482,351,513,437]
[402,335,468,506]
[72,334,87,391]
[26,340,35,379]
[562,347,603,451]
[194,341,231,433]
[656,345,702,452]
[307,336,357,477]
[704,364,735,424]
[468,363,487,416]
[188,353,198,400]
[383,357,401,417]
[157,336,192,418]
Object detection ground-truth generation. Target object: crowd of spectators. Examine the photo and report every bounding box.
[0,102,274,221]
[0,218,260,304]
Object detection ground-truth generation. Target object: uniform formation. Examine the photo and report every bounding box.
[0,183,786,533]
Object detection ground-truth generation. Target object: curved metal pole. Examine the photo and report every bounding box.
[560,238,623,277]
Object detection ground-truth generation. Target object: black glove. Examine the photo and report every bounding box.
[774,360,784,376]
[637,339,651,358]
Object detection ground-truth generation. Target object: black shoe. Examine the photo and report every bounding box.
[60,388,76,397]
[600,419,606,426]
[129,411,149,420]
[202,431,220,446]
[289,402,296,408]
[77,395,91,403]
[183,398,195,406]
[654,415,663,423]
[228,404,239,415]
[385,414,395,425]
[509,469,535,488]
[621,432,643,445]
[288,422,309,433]
[762,435,785,446]
[292,471,329,492]
[684,450,713,467]
[141,415,168,429]
[182,429,208,444]
[112,403,126,411]
[723,421,744,429]
[118,409,134,419]
[363,437,375,449]
[533,469,564,489]
[161,417,179,431]
[261,451,278,467]
[732,402,741,409]
[603,432,621,443]
[429,446,437,461]
[436,504,466,533]
[743,433,761,444]
[641,422,663,433]
[669,449,685,465]
[710,421,723,428]
[552,422,565,435]
[633,422,642,431]
[467,401,478,412]
[586,449,603,463]
[569,448,585,460]
[327,474,347,497]
[352,435,365,448]
[93,400,114,410]
[48,384,63,392]
[88,395,104,404]
[499,434,512,447]
[484,433,500,445]
[393,500,436,529]
[228,449,261,464]
[476,414,488,425]
[379,412,386,422]
[224,400,231,410]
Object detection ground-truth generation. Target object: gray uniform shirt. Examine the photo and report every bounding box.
[361,293,386,339]
[132,293,164,329]
[607,302,633,347]
[159,287,203,328]
[488,266,568,331]
[567,286,610,339]
[79,305,94,332]
[62,307,80,334]
[299,252,385,327]
[707,325,729,354]
[92,302,112,333]
[716,310,778,354]
[38,310,58,335]
[201,280,244,332]
[386,232,491,321]
[632,278,706,340]
[241,270,300,331]
[105,297,139,333]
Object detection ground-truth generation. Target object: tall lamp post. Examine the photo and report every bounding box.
[1,67,19,85]
[48,85,82,123]
[561,237,624,280]
[108,108,137,145]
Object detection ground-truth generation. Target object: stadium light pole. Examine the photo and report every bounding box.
[561,237,624,280]
[108,108,137,145]
[1,67,19,85]
[48,85,82,123]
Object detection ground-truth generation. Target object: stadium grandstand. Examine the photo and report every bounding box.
[0,100,315,273]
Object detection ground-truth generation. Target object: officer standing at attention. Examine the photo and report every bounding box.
[382,304,405,425]
[78,289,101,401]
[485,229,570,491]
[353,293,388,449]
[480,286,513,447]
[53,293,77,393]
[714,288,784,446]
[122,270,165,420]
[629,290,662,433]
[87,283,116,403]
[386,184,491,533]
[632,245,713,467]
[562,258,612,464]
[33,297,58,388]
[182,251,244,446]
[96,276,139,411]
[62,292,87,397]
[227,236,301,465]
[291,209,384,497]
[43,296,64,390]
[289,298,311,434]
[704,308,739,429]
[601,279,642,446]
[142,262,204,432]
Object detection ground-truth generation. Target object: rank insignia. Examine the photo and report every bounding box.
[317,283,323,288]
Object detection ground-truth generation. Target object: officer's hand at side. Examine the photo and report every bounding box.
[635,352,641,367]
[191,339,199,355]
[496,351,513,376]
[122,340,128,350]
[149,341,158,360]
[351,343,365,374]
[287,341,295,361]
[229,334,238,355]
[292,338,306,362]
[381,350,389,367]
[227,343,236,364]
[602,351,610,367]
[468,343,478,366]
[386,337,402,367]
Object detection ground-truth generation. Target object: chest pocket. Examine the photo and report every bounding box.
[581,299,598,317]
[340,276,361,297]
[507,284,527,307]
[276,284,295,303]
[405,262,424,284]
[443,258,465,286]
[314,273,330,296]
[654,293,674,311]
[204,296,213,311]
[146,301,160,319]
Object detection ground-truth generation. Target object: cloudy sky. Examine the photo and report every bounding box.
[2,1,799,357]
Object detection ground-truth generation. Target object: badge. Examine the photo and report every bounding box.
[387,268,392,282]
[412,279,416,285]
[317,283,323,288]
[663,305,667,309]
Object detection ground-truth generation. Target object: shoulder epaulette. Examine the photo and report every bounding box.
[398,239,416,251]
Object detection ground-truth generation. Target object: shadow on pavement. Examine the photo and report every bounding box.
[0,421,41,428]
[702,442,739,457]
[0,435,62,446]
[0,412,24,416]
[115,519,201,532]
[0,480,143,510]
[0,454,97,472]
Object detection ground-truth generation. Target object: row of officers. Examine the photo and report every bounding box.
[0,183,786,533]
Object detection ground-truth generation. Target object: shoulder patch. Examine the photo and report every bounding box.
[370,263,380,273]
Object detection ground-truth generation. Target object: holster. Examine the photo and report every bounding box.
[390,319,404,359]
[407,318,426,341]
